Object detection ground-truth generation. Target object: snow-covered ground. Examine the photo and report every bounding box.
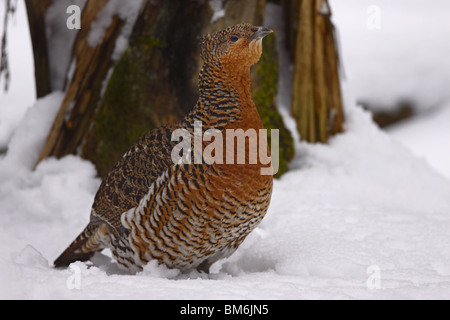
[331,0,450,181]
[388,105,450,180]
[1,1,450,300]
[0,1,35,151]
[331,0,450,112]
[1,92,449,299]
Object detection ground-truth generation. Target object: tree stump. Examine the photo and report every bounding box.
[290,0,344,143]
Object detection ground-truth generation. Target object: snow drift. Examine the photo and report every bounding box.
[1,1,450,300]
[1,92,449,299]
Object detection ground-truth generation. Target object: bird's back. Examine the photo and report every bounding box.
[91,124,178,231]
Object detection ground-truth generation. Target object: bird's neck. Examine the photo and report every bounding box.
[188,62,258,131]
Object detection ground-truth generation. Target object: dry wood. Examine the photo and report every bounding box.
[36,0,123,164]
[314,0,328,143]
[290,0,344,143]
[31,0,294,177]
[324,6,345,135]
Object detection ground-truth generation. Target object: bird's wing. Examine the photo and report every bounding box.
[90,125,177,231]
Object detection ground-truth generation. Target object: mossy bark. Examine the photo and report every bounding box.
[81,0,210,177]
[82,0,294,178]
[251,34,294,177]
[35,0,294,178]
[24,0,53,98]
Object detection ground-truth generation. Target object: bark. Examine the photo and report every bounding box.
[37,0,122,164]
[289,0,344,143]
[80,0,294,177]
[81,0,211,177]
[210,0,294,177]
[24,0,52,98]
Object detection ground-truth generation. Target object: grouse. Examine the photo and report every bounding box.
[54,23,274,273]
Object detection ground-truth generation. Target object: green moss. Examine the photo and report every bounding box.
[82,47,159,177]
[83,8,294,178]
[252,33,295,178]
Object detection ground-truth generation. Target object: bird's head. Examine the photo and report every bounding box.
[200,23,273,70]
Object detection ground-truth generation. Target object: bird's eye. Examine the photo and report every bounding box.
[230,35,239,43]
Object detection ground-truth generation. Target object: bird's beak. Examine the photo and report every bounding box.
[250,26,273,41]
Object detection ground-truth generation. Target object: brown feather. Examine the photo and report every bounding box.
[54,24,274,273]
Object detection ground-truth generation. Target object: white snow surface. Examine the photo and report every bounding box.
[388,104,450,180]
[0,91,64,172]
[329,0,450,181]
[330,0,450,112]
[1,1,450,300]
[209,0,226,24]
[1,95,450,299]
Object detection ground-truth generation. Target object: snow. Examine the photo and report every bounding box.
[209,0,226,24]
[264,4,293,119]
[87,0,144,61]
[1,1,450,300]
[330,0,450,182]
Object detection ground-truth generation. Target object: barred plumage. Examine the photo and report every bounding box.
[54,23,274,273]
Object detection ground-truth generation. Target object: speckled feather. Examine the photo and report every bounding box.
[54,23,274,273]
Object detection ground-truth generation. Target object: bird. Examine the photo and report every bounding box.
[54,23,274,274]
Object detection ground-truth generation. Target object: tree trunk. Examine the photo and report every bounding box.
[37,0,123,165]
[81,0,210,177]
[289,0,344,143]
[251,18,295,177]
[28,0,344,178]
[24,0,52,98]
[29,0,293,178]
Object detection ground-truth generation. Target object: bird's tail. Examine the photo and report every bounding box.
[54,223,109,268]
